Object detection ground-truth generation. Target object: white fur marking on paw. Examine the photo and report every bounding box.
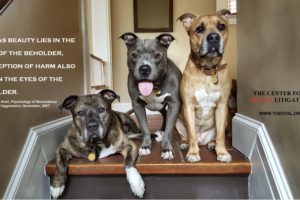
[139,148,151,156]
[154,131,163,142]
[125,167,145,198]
[186,154,201,162]
[50,185,65,199]
[217,153,232,162]
[161,151,174,160]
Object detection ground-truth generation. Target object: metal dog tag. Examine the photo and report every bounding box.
[212,74,218,84]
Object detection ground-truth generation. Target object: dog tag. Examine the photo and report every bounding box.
[88,152,96,161]
[212,74,218,84]
[155,89,161,95]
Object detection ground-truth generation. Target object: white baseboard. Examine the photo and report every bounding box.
[233,113,293,199]
[3,116,72,199]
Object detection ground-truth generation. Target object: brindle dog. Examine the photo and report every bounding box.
[50,90,145,198]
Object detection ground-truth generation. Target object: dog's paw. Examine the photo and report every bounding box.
[217,152,232,162]
[186,152,201,162]
[179,143,188,150]
[153,131,163,142]
[161,150,174,160]
[139,147,151,156]
[126,167,145,198]
[50,185,65,199]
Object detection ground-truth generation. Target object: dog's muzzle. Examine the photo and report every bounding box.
[86,120,100,140]
[201,32,223,57]
[139,65,152,77]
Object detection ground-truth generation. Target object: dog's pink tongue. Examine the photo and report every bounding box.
[138,81,153,96]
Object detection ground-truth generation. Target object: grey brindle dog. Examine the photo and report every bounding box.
[50,90,145,198]
[120,33,182,160]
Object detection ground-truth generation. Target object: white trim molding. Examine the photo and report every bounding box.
[3,116,72,199]
[233,113,293,199]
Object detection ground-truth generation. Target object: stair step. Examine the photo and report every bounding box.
[46,115,250,199]
[46,114,250,176]
[46,141,250,176]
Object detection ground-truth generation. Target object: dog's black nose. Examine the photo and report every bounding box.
[139,65,152,76]
[86,121,99,131]
[207,33,220,44]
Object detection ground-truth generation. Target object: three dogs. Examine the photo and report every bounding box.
[50,9,233,198]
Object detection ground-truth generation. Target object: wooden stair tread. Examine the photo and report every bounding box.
[45,115,251,176]
[45,141,250,175]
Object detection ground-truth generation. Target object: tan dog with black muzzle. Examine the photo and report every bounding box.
[176,10,232,162]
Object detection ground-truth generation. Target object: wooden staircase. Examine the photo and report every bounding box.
[45,115,251,199]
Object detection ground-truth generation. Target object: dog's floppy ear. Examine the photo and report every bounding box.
[178,13,196,31]
[156,33,175,49]
[120,32,138,46]
[59,95,79,112]
[217,9,231,21]
[98,89,120,104]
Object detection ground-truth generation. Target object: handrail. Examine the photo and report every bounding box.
[90,54,105,64]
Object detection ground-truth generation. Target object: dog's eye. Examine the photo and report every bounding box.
[153,52,161,60]
[217,23,226,31]
[196,25,205,34]
[131,52,138,60]
[98,107,105,113]
[77,111,85,116]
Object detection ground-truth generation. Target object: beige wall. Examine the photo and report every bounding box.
[238,0,300,198]
[111,0,237,102]
[0,0,84,196]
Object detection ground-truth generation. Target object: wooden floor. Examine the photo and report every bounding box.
[46,115,251,176]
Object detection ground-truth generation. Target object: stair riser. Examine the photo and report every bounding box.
[60,175,249,199]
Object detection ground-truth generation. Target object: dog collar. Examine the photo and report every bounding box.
[201,64,227,84]
[190,53,227,84]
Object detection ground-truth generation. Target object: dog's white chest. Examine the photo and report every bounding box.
[194,89,220,120]
[139,92,171,111]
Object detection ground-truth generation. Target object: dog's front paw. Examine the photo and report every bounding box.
[217,152,232,162]
[161,150,174,160]
[186,151,201,162]
[126,167,145,198]
[50,185,65,199]
[139,147,151,156]
[139,137,151,156]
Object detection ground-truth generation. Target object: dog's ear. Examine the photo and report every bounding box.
[217,9,231,21]
[59,95,79,112]
[98,89,120,104]
[120,32,138,46]
[156,33,175,49]
[178,13,196,31]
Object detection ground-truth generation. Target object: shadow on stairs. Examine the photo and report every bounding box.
[45,115,251,199]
